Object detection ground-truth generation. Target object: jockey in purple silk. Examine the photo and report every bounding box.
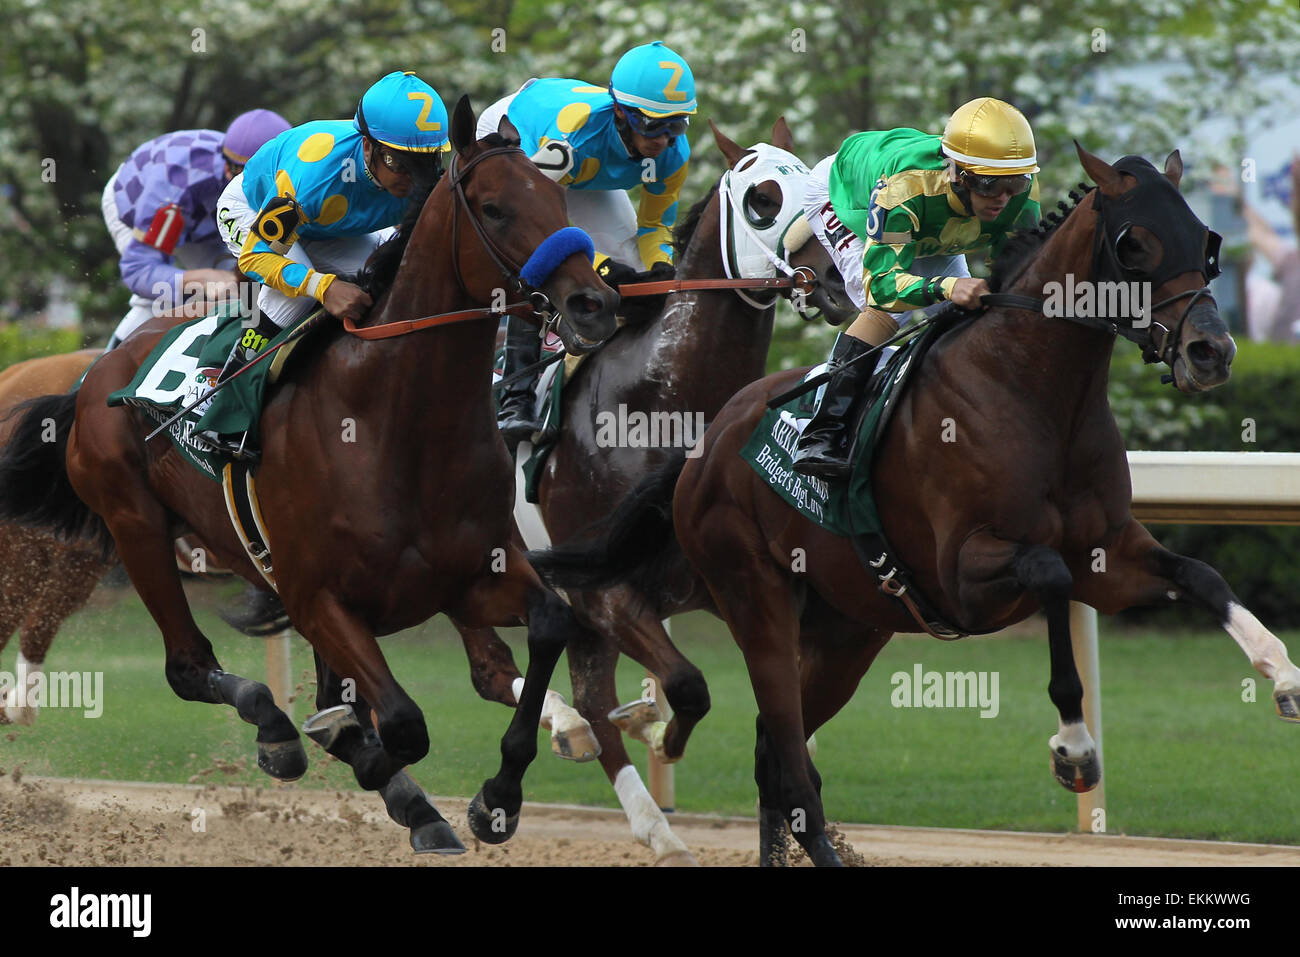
[103,109,291,348]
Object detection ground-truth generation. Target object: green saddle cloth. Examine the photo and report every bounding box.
[107,303,310,481]
[739,318,950,537]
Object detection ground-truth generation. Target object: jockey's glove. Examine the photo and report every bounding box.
[597,258,640,287]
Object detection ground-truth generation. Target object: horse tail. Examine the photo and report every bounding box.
[527,453,688,591]
[0,393,114,559]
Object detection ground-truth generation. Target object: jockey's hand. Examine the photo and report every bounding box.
[322,280,373,321]
[597,258,639,287]
[949,277,990,309]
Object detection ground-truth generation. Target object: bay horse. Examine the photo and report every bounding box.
[0,349,112,724]
[530,143,1300,866]
[0,96,619,849]
[449,118,854,862]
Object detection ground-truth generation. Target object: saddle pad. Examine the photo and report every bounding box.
[107,303,315,481]
[739,314,958,536]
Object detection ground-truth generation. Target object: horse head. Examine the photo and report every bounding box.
[1076,142,1235,393]
[445,95,619,355]
[709,119,855,324]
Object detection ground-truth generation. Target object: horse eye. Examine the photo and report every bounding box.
[1116,233,1145,270]
[482,202,506,221]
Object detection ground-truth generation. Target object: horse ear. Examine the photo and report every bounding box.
[451,95,477,154]
[497,114,521,148]
[1164,149,1183,189]
[1075,139,1124,195]
[771,116,795,154]
[710,119,750,169]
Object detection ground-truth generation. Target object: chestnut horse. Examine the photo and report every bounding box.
[449,118,854,863]
[530,144,1300,866]
[0,349,112,724]
[0,97,618,850]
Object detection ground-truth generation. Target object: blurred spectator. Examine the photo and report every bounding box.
[1243,155,1300,342]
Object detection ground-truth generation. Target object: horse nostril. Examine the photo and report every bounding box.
[1188,339,1219,367]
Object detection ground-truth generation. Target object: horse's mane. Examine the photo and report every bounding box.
[358,134,516,302]
[672,181,720,258]
[988,182,1095,293]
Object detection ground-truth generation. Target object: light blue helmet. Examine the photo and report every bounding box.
[354,71,451,153]
[609,42,697,118]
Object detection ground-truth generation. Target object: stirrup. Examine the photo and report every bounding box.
[198,429,260,464]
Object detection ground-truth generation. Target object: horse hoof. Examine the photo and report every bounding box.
[1274,689,1300,722]
[467,788,519,845]
[609,698,662,735]
[551,724,601,762]
[1050,748,1101,793]
[804,833,844,867]
[257,738,308,782]
[410,820,467,855]
[654,849,700,867]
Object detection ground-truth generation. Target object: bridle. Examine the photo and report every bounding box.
[983,161,1222,370]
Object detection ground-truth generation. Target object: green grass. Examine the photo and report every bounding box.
[3,579,1297,845]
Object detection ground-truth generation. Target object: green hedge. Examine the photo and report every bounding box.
[0,325,87,370]
[1110,340,1300,627]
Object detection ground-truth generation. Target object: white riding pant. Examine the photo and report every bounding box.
[103,173,234,345]
[478,88,644,268]
[215,173,396,330]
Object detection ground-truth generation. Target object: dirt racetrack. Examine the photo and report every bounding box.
[4,774,1299,867]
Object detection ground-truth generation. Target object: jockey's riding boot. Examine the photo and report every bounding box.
[497,313,544,443]
[217,583,292,637]
[791,334,875,479]
[197,314,282,462]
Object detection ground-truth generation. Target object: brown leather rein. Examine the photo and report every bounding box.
[339,141,819,341]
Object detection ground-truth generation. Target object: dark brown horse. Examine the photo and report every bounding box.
[449,118,854,862]
[0,350,112,724]
[531,144,1300,866]
[0,97,618,850]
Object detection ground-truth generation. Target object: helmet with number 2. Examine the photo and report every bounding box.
[354,71,451,154]
[610,41,697,118]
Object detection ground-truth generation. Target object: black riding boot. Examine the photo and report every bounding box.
[791,334,876,479]
[196,314,282,462]
[497,313,544,442]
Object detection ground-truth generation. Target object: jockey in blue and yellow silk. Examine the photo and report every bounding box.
[197,71,451,459]
[479,41,697,442]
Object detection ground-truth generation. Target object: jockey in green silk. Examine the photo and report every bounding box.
[792,97,1043,478]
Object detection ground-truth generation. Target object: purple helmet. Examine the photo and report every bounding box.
[223,109,291,166]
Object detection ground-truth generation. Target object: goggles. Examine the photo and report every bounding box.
[609,88,689,139]
[960,170,1033,198]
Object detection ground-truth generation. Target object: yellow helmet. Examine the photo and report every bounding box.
[941,97,1039,176]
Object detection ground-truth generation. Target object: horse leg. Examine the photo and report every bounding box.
[955,533,1099,791]
[452,563,576,845]
[87,488,305,779]
[577,587,710,762]
[293,591,428,783]
[564,611,696,865]
[711,569,842,866]
[302,652,464,854]
[449,616,599,762]
[1075,519,1300,722]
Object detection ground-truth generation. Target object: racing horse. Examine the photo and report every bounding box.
[530,143,1300,865]
[449,117,854,863]
[0,350,112,724]
[0,97,619,849]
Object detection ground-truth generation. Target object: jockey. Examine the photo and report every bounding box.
[102,109,291,348]
[197,71,450,458]
[477,41,696,442]
[791,97,1043,478]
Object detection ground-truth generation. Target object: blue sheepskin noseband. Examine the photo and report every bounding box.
[520,227,595,288]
